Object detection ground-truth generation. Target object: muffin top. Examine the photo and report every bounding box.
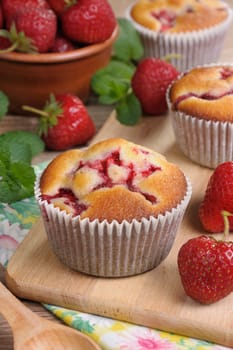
[40,138,187,222]
[130,0,229,33]
[169,65,233,122]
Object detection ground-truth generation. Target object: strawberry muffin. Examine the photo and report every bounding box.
[126,0,232,71]
[167,64,233,168]
[35,138,191,277]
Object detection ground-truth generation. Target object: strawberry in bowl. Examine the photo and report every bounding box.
[0,0,118,114]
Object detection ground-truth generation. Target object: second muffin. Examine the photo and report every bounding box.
[168,64,233,168]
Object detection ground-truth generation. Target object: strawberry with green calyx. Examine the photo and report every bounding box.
[23,94,96,151]
[0,7,57,53]
[199,161,233,233]
[47,0,77,16]
[178,211,233,304]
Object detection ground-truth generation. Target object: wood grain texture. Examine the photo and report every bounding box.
[5,113,233,348]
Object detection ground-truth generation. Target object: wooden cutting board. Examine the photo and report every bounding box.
[5,112,233,348]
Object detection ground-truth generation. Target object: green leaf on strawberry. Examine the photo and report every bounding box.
[113,18,144,63]
[0,91,9,120]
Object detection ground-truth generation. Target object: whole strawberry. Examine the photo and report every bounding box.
[131,58,179,115]
[2,0,50,29]
[178,213,233,304]
[13,7,57,53]
[199,162,233,233]
[23,94,96,150]
[61,0,117,44]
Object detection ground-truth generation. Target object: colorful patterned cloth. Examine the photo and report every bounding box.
[0,163,229,350]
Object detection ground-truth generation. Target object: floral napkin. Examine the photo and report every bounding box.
[0,163,229,350]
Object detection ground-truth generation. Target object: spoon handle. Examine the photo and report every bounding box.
[0,282,38,330]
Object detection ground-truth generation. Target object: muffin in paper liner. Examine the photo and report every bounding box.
[125,2,233,72]
[35,175,192,278]
[167,63,233,169]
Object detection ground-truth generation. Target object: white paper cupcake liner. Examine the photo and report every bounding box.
[125,3,233,71]
[35,175,192,277]
[171,112,233,169]
[167,63,233,168]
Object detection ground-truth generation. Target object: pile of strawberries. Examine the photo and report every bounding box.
[0,0,117,53]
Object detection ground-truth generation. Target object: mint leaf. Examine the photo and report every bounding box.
[116,93,142,126]
[114,18,144,63]
[0,91,9,120]
[0,162,35,203]
[0,130,45,157]
[0,143,36,203]
[91,60,135,104]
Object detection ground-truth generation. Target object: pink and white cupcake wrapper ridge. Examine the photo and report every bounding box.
[35,175,192,278]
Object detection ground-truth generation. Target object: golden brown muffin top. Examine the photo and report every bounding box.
[169,65,233,121]
[130,0,229,33]
[40,138,187,223]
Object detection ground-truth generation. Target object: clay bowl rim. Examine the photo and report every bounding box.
[0,25,119,64]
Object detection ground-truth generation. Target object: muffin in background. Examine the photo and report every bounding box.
[35,138,192,277]
[125,0,232,71]
[167,64,233,168]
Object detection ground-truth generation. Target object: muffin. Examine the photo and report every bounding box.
[35,138,192,277]
[167,64,233,168]
[125,0,232,71]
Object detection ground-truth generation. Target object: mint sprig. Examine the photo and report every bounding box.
[0,131,45,203]
[91,18,144,126]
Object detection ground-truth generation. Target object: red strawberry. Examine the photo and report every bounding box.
[131,58,179,116]
[23,94,96,150]
[199,162,233,233]
[14,7,57,53]
[61,0,117,44]
[46,0,76,16]
[50,34,76,53]
[2,0,50,29]
[0,7,57,53]
[178,212,233,304]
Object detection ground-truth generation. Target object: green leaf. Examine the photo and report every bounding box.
[91,60,135,103]
[114,18,144,63]
[116,93,142,126]
[0,91,9,120]
[0,144,36,203]
[0,130,45,158]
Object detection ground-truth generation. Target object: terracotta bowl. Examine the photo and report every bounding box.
[0,26,118,115]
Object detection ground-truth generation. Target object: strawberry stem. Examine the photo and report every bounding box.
[22,105,48,118]
[221,210,233,240]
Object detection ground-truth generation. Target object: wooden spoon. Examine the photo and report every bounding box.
[0,282,101,350]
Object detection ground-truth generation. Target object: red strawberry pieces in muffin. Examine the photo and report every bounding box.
[61,0,117,44]
[131,58,179,116]
[199,162,233,233]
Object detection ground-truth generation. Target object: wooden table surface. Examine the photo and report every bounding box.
[1,1,233,349]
